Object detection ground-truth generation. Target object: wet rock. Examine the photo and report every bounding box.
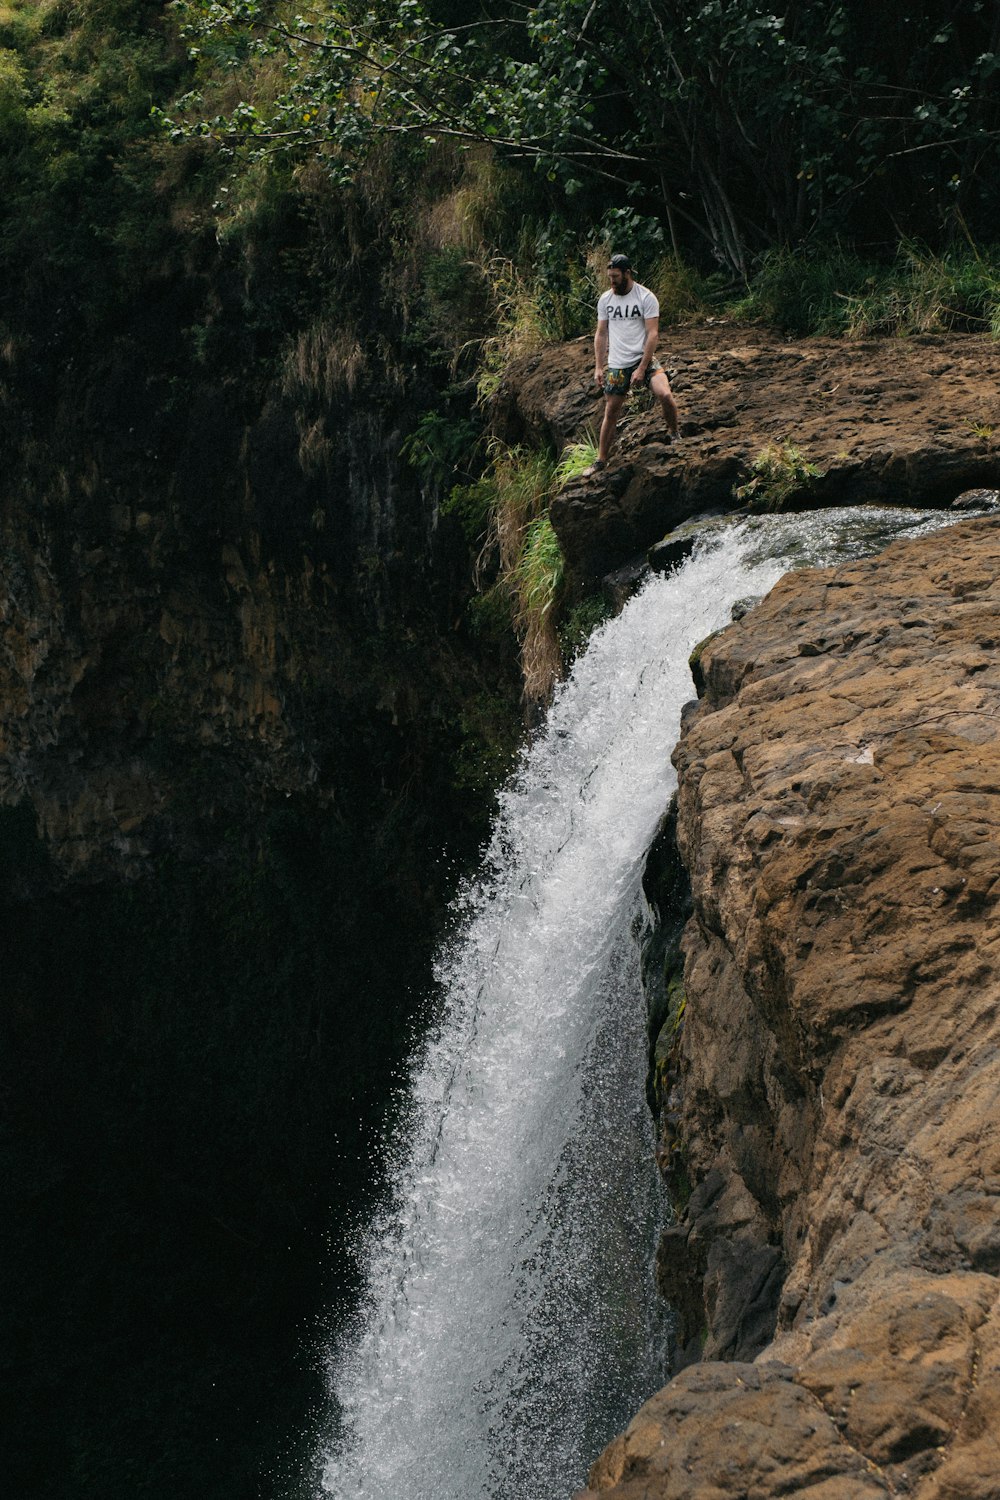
[588,515,1000,1498]
[953,487,1000,509]
[648,514,728,574]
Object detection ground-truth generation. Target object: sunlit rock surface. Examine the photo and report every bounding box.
[495,329,1000,579]
[580,515,1000,1497]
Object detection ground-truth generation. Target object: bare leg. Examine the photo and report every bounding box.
[598,393,626,464]
[649,369,680,438]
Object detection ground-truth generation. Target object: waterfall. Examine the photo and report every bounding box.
[319,506,967,1500]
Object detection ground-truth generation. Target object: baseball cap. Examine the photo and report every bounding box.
[608,253,632,270]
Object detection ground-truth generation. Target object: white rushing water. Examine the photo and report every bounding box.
[320,506,970,1500]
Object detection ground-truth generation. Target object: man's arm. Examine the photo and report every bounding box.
[632,316,659,383]
[594,320,608,385]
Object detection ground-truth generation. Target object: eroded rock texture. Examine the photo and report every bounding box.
[580,515,1000,1497]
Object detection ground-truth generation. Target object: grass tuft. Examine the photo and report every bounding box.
[735,441,824,511]
[555,433,599,486]
[452,442,569,704]
[512,513,565,703]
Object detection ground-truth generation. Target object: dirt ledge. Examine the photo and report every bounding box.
[493,327,1000,580]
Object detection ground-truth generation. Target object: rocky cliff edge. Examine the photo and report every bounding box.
[578,514,1000,1498]
[494,328,1000,580]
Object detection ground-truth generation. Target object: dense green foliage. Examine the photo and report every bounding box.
[0,1,188,359]
[166,0,1000,273]
[733,240,1000,336]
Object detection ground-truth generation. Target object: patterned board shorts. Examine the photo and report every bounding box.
[603,357,662,397]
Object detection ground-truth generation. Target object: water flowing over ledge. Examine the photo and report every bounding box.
[320,507,971,1500]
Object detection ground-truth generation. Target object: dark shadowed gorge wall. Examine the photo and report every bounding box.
[0,6,523,1495]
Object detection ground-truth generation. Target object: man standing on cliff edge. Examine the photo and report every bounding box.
[585,253,680,477]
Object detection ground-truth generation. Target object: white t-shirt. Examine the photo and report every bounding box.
[597,281,659,366]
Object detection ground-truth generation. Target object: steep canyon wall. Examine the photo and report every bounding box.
[1,321,515,1497]
[582,515,1000,1498]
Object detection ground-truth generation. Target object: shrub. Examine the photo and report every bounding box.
[453,442,569,704]
[736,242,1000,339]
[842,242,1000,338]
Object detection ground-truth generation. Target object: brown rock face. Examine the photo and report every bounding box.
[580,515,1000,1497]
[0,510,339,876]
[493,329,1000,579]
[0,399,491,880]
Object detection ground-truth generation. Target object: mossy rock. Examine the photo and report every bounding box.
[689,628,723,697]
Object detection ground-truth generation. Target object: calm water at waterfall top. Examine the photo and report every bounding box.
[318,506,974,1500]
